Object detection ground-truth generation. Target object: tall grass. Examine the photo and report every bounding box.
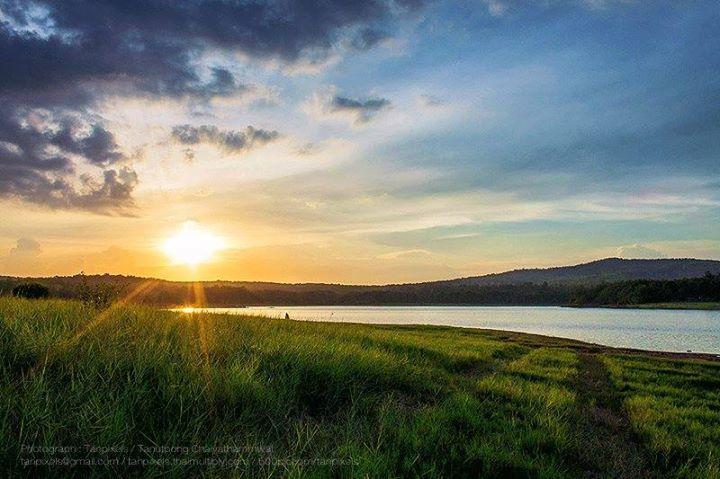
[1,297,718,477]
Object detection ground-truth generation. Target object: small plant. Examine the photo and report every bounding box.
[11,283,50,299]
[76,275,124,310]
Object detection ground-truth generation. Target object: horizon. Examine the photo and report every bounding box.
[3,256,719,287]
[2,1,720,283]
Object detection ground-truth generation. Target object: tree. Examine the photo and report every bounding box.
[76,275,124,310]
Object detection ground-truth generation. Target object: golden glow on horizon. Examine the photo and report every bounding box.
[163,221,225,266]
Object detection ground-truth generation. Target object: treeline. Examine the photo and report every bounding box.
[1,273,718,307]
[197,282,573,306]
[0,275,572,306]
[568,273,720,306]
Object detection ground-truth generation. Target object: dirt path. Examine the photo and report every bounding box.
[572,353,648,478]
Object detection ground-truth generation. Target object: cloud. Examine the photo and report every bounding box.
[417,94,446,108]
[378,249,433,260]
[1,237,43,276]
[646,240,720,260]
[332,96,391,121]
[350,28,391,51]
[69,168,139,213]
[437,232,482,241]
[184,68,248,101]
[1,0,424,95]
[616,244,666,259]
[481,0,628,16]
[0,110,137,213]
[485,1,507,16]
[0,162,138,215]
[171,125,280,153]
[8,237,42,257]
[49,122,124,167]
[306,87,392,124]
[0,0,424,212]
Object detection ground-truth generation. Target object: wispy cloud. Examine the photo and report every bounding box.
[616,243,666,259]
[171,125,280,154]
[378,249,433,260]
[304,87,392,125]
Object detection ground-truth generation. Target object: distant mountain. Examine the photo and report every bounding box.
[435,258,720,286]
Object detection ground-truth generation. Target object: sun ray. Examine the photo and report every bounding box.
[31,279,159,375]
[189,281,215,399]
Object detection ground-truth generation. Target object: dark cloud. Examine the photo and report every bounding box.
[331,95,391,123]
[175,68,250,103]
[49,122,124,167]
[30,0,421,61]
[0,0,418,212]
[0,106,135,213]
[171,125,280,153]
[70,168,139,213]
[333,96,391,111]
[1,0,423,99]
[0,21,142,212]
[0,162,138,215]
[351,28,390,50]
[0,113,73,173]
[0,17,244,103]
[0,0,423,212]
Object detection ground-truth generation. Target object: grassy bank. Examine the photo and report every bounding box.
[2,298,719,477]
[627,302,720,310]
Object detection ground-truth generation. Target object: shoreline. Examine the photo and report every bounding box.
[171,302,720,311]
[614,302,720,311]
[472,327,720,362]
[178,307,720,362]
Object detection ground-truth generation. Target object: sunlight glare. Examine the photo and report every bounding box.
[163,221,225,266]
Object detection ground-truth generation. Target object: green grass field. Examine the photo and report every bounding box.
[2,297,719,478]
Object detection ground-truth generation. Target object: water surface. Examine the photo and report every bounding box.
[187,306,720,354]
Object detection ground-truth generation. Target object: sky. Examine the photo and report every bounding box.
[1,0,719,284]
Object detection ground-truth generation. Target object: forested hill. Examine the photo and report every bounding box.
[1,257,719,306]
[434,258,720,287]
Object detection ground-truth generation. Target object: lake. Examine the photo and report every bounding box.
[185,306,720,354]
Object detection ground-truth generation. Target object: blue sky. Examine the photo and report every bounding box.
[1,0,719,282]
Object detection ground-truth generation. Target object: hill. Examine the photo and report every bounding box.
[2,257,719,306]
[436,258,720,286]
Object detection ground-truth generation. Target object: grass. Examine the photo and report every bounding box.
[1,297,719,478]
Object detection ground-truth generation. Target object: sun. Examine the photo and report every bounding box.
[163,221,225,266]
